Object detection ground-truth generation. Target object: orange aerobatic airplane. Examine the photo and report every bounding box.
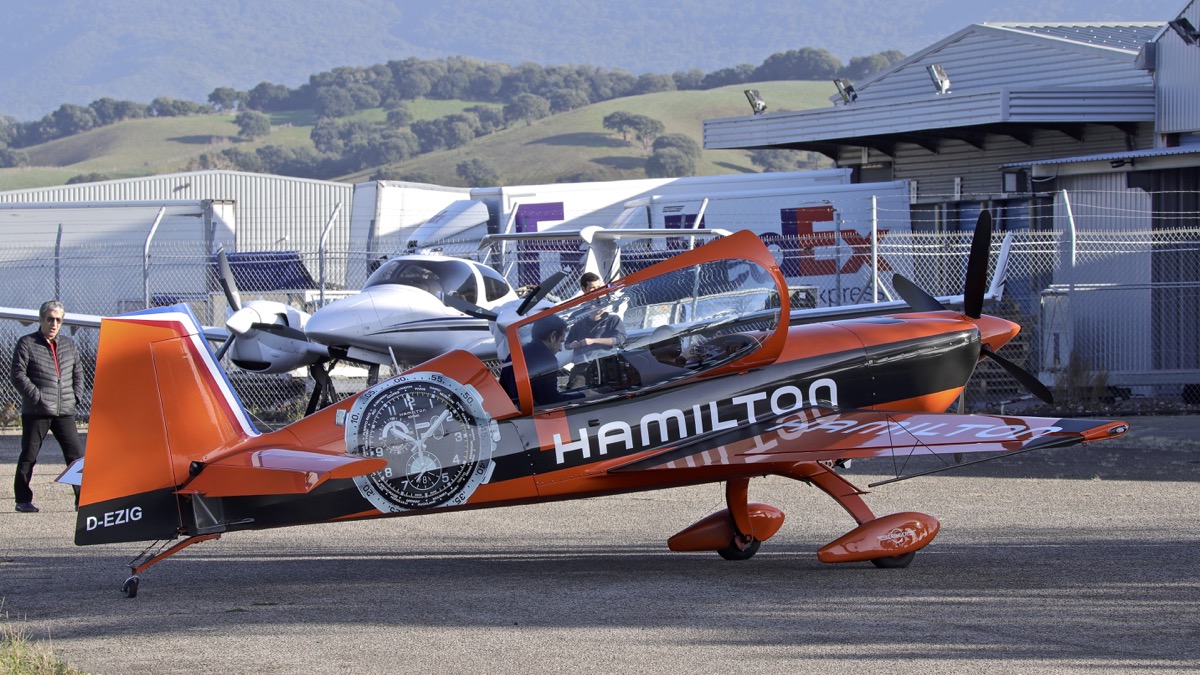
[68,213,1128,597]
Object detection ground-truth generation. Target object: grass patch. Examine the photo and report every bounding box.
[0,607,80,675]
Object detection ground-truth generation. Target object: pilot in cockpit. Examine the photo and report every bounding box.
[565,273,626,388]
[402,267,442,299]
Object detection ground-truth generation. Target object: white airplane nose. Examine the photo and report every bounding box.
[306,292,379,345]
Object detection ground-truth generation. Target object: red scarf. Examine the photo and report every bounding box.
[48,338,60,377]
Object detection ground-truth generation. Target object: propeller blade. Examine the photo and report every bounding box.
[214,336,234,361]
[216,248,242,313]
[251,323,309,342]
[981,344,1054,405]
[444,295,498,321]
[963,211,993,319]
[892,273,945,312]
[517,270,569,316]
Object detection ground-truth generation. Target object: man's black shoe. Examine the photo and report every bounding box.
[15,502,40,513]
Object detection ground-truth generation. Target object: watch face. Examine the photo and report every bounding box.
[345,372,496,512]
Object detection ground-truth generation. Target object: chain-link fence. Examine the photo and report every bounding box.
[2,205,1198,427]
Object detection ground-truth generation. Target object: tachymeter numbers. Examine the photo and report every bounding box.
[346,373,494,512]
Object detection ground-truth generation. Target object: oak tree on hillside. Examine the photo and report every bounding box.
[652,133,700,160]
[457,158,501,187]
[630,115,665,150]
[235,111,272,140]
[503,93,551,126]
[645,147,694,178]
[208,87,243,112]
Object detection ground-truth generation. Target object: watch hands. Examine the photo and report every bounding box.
[420,409,453,443]
[381,421,420,447]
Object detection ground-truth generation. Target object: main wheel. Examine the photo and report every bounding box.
[870,551,916,568]
[717,537,761,561]
[122,575,140,598]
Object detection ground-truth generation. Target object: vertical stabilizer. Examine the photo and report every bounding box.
[77,304,257,545]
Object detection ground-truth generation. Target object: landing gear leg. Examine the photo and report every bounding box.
[306,363,339,415]
[121,534,221,598]
[720,477,760,560]
[780,462,936,567]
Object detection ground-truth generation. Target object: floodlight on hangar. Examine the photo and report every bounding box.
[744,89,767,115]
[833,78,858,104]
[927,64,951,94]
[1168,17,1199,46]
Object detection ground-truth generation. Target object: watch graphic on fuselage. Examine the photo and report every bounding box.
[345,372,496,512]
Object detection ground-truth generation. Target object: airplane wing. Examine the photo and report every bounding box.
[605,407,1128,485]
[179,448,387,497]
[0,306,228,341]
[0,307,103,328]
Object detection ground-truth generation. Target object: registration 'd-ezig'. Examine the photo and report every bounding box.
[67,212,1128,597]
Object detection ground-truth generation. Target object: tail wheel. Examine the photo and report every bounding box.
[870,551,916,568]
[717,537,761,561]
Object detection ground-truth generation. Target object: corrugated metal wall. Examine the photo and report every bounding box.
[877,123,1154,200]
[1156,2,1200,134]
[0,170,354,252]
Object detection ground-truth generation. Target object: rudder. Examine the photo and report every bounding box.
[77,304,257,545]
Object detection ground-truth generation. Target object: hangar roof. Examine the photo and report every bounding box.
[704,21,1162,158]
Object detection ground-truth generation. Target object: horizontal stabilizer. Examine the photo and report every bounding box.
[180,449,387,498]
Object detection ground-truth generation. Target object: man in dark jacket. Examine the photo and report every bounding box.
[565,272,626,389]
[11,300,85,512]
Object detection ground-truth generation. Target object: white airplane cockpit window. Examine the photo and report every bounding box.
[477,264,512,303]
[364,259,479,302]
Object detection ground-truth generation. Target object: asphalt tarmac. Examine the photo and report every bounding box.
[1,416,1198,673]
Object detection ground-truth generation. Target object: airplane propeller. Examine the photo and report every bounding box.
[213,248,308,359]
[214,247,243,361]
[442,295,498,321]
[516,269,570,316]
[890,211,1053,405]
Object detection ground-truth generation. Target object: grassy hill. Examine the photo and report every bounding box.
[0,81,836,191]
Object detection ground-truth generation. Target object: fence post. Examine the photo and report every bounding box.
[55,223,63,301]
[500,204,520,282]
[1060,189,1077,269]
[691,198,710,250]
[142,207,167,309]
[318,201,342,307]
[870,195,878,303]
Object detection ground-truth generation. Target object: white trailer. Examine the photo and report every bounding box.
[347,181,475,278]
[346,170,859,285]
[607,180,913,307]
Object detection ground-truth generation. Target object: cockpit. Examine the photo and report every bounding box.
[364,257,512,306]
[506,252,784,410]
